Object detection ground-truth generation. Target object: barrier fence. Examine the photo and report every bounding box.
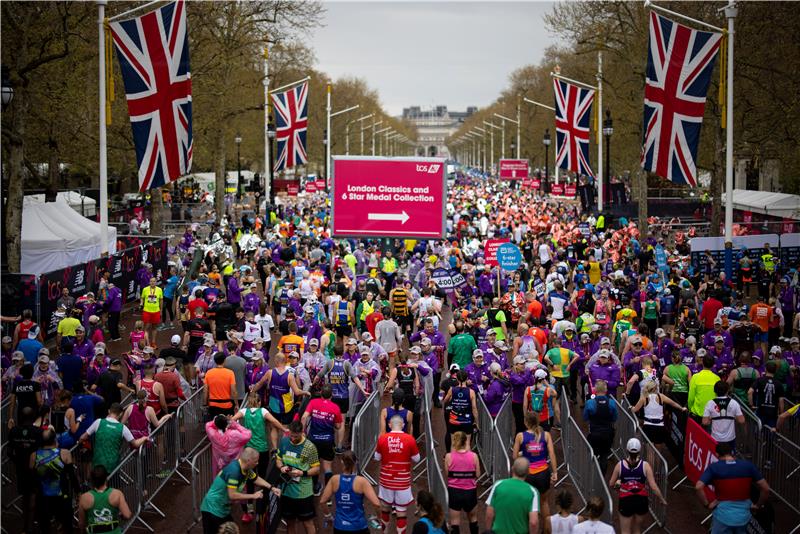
[422,378,449,511]
[475,394,495,493]
[560,413,615,524]
[187,442,214,533]
[494,395,514,454]
[351,385,383,485]
[107,447,149,531]
[618,397,670,533]
[780,399,800,454]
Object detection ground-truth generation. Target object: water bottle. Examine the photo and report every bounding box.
[323,513,332,529]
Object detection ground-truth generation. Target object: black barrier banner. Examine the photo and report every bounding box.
[0,274,38,329]
[37,238,169,340]
[665,406,688,465]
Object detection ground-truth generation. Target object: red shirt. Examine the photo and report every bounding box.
[375,431,419,490]
[365,311,383,339]
[187,298,209,318]
[700,298,723,329]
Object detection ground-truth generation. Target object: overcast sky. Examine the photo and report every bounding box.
[310,1,557,116]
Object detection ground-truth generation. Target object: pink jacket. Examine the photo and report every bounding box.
[205,420,252,474]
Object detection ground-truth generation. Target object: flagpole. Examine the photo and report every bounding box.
[326,81,331,193]
[98,0,109,256]
[516,96,521,159]
[724,0,737,279]
[263,44,271,213]
[597,51,604,213]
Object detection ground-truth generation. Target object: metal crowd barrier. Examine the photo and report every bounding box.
[140,415,185,523]
[475,394,495,493]
[0,441,22,516]
[1,397,11,445]
[490,420,511,483]
[780,399,800,451]
[186,442,214,533]
[351,385,383,485]
[738,400,764,466]
[420,374,449,510]
[560,414,615,524]
[612,396,638,461]
[177,387,207,465]
[765,430,800,515]
[107,447,150,532]
[494,395,514,454]
[618,397,670,532]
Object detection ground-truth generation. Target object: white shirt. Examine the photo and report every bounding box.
[85,416,135,443]
[550,513,579,534]
[255,313,275,342]
[703,397,743,442]
[539,243,552,263]
[572,520,615,534]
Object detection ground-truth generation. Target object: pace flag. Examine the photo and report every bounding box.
[554,78,595,177]
[641,11,721,187]
[109,0,193,192]
[271,81,309,171]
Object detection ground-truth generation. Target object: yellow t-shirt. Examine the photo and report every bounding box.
[141,286,163,313]
[57,317,81,337]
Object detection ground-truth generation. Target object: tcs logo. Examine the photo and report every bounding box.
[416,164,441,174]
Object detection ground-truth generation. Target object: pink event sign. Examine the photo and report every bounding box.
[498,158,529,180]
[331,157,446,238]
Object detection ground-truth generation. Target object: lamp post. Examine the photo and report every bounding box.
[510,140,517,159]
[322,129,328,183]
[543,129,551,192]
[267,119,276,204]
[235,133,242,200]
[602,109,613,207]
[1,66,13,109]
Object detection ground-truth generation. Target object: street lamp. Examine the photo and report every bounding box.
[322,129,328,182]
[235,133,242,200]
[602,108,614,206]
[543,129,551,191]
[1,66,13,109]
[510,140,517,159]
[267,119,276,204]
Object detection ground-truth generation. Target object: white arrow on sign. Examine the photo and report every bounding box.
[368,211,410,224]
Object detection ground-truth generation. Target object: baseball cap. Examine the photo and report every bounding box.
[242,350,255,360]
[697,348,707,357]
[420,338,432,346]
[449,363,460,372]
[110,359,121,366]
[598,350,610,359]
[686,335,696,345]
[11,351,23,361]
[164,356,177,367]
[409,346,422,354]
[359,347,371,355]
[143,346,154,354]
[1,336,12,344]
[513,355,526,365]
[28,326,40,339]
[655,328,666,338]
[362,332,373,342]
[171,335,182,345]
[770,345,782,354]
[75,325,85,333]
[254,337,265,344]
[303,306,314,314]
[714,318,723,325]
[472,349,484,358]
[37,355,50,364]
[630,336,643,345]
[308,338,319,346]
[600,337,611,344]
[626,438,641,453]
[38,348,50,356]
[591,324,601,332]
[534,369,548,380]
[580,333,590,342]
[288,351,299,359]
[94,346,106,355]
[791,337,799,344]
[203,338,214,347]
[346,338,357,345]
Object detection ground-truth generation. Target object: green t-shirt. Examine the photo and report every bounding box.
[491,310,508,341]
[93,419,124,472]
[277,436,319,499]
[545,347,575,379]
[241,407,269,453]
[449,333,478,369]
[487,477,540,534]
[87,487,120,534]
[200,459,256,518]
[665,364,690,393]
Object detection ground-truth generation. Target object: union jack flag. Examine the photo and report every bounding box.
[641,11,721,187]
[271,81,309,171]
[554,79,594,177]
[110,0,192,192]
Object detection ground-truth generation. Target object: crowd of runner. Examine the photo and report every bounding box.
[2,172,799,534]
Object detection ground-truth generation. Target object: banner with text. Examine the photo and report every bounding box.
[484,238,510,267]
[498,159,529,180]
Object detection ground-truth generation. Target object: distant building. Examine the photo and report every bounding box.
[401,105,475,158]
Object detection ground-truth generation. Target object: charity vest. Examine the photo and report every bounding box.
[93,419,124,472]
[761,254,775,273]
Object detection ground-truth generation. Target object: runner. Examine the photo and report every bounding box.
[609,438,668,534]
[373,415,420,534]
[78,466,132,534]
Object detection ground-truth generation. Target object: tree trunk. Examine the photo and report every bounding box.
[214,128,226,221]
[151,188,163,236]
[5,80,27,273]
[710,123,724,236]
[637,170,648,237]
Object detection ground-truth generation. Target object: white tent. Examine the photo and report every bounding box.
[729,189,800,219]
[24,191,97,217]
[22,199,117,275]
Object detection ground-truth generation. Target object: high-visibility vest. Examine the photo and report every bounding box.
[761,254,775,273]
[596,215,605,230]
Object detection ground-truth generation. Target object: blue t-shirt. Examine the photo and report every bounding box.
[56,353,83,391]
[17,339,44,365]
[163,275,180,299]
[699,459,763,527]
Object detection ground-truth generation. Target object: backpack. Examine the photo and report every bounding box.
[712,397,735,421]
[528,387,546,413]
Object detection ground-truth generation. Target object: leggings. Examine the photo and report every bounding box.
[163,298,175,322]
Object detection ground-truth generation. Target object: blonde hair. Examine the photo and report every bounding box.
[643,380,659,396]
[246,391,261,408]
[451,431,468,450]
[134,320,144,330]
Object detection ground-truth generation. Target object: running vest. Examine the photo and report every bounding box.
[139,378,161,413]
[518,335,536,359]
[521,430,549,474]
[324,331,336,360]
[87,487,120,534]
[619,459,648,498]
[588,395,614,434]
[359,300,375,321]
[732,368,757,402]
[418,518,446,534]
[336,301,351,328]
[93,419,124,471]
[397,365,416,399]
[711,396,735,422]
[761,254,775,273]
[644,301,658,320]
[243,408,269,452]
[126,404,150,439]
[34,448,65,497]
[448,386,473,426]
[385,406,409,433]
[334,474,368,531]
[328,359,349,400]
[447,449,477,490]
[391,288,409,316]
[268,368,293,413]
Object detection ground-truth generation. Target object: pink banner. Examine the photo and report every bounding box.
[305,181,317,193]
[683,418,718,502]
[331,157,446,238]
[287,183,299,196]
[565,183,577,197]
[484,238,510,267]
[550,183,565,196]
[498,159,529,180]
